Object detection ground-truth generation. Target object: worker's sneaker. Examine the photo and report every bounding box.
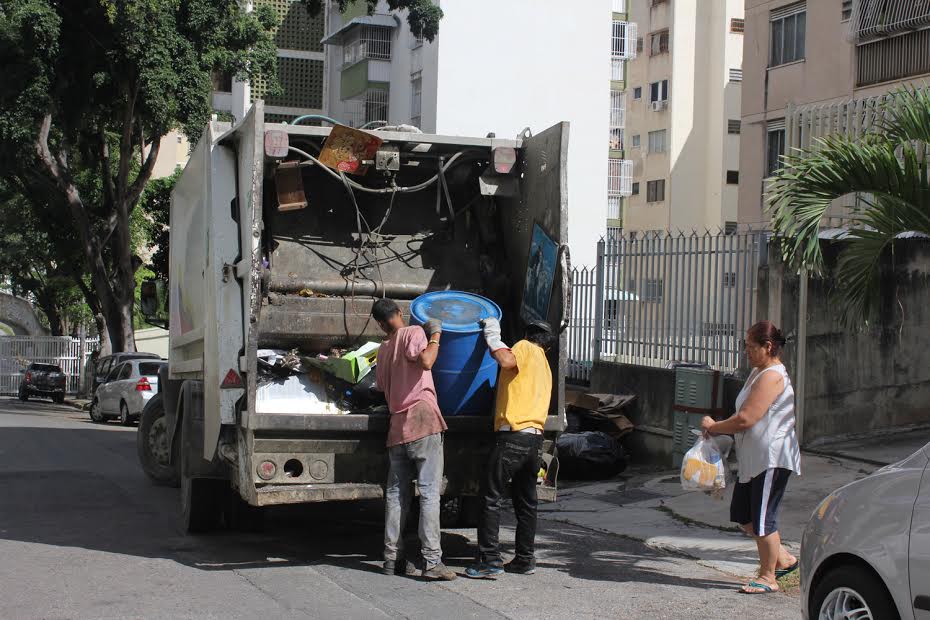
[422,563,457,581]
[464,563,504,579]
[504,559,536,575]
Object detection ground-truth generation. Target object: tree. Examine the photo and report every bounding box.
[767,86,930,325]
[303,0,443,41]
[0,1,279,353]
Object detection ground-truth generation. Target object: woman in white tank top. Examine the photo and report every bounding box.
[701,321,801,595]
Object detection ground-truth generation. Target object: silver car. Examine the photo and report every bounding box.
[801,441,930,620]
[90,359,166,426]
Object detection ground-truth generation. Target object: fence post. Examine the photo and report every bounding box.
[594,238,606,362]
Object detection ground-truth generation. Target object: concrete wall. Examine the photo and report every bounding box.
[135,327,169,359]
[758,240,930,444]
[590,360,742,464]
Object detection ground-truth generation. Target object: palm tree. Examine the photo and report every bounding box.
[767,86,930,325]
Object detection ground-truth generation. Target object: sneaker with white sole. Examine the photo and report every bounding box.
[464,563,505,579]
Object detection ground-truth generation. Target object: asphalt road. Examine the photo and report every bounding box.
[0,398,800,619]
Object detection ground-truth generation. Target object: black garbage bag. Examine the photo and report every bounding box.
[556,431,627,480]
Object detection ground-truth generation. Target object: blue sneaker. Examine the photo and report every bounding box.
[464,563,504,579]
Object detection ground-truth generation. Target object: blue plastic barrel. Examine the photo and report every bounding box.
[409,291,502,416]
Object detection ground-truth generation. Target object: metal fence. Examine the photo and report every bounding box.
[567,229,769,380]
[0,336,99,395]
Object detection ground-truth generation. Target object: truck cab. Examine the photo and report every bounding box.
[139,103,570,531]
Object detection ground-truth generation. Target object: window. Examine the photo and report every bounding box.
[770,3,806,67]
[722,272,738,287]
[632,134,641,148]
[610,90,626,130]
[611,59,624,81]
[841,0,852,21]
[631,182,640,195]
[212,70,233,93]
[649,79,669,102]
[648,129,667,153]
[766,121,786,177]
[643,279,664,302]
[731,18,745,33]
[139,362,165,377]
[729,68,743,82]
[609,128,622,150]
[650,29,669,55]
[646,179,665,202]
[724,221,737,235]
[727,119,741,134]
[411,32,425,48]
[857,30,930,87]
[410,76,422,125]
[651,0,667,6]
[608,196,621,219]
[636,37,644,53]
[633,86,642,100]
[726,170,739,184]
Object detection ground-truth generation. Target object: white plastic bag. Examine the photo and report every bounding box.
[680,432,731,493]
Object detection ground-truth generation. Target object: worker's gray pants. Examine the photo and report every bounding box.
[384,432,444,569]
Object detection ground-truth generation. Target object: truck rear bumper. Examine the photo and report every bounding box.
[255,482,384,506]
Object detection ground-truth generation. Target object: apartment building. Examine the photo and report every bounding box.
[321,0,613,266]
[739,0,930,226]
[619,0,743,233]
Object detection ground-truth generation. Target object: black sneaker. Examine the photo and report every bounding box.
[504,559,536,575]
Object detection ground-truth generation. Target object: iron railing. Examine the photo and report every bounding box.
[566,229,769,380]
[0,336,99,395]
[849,0,930,42]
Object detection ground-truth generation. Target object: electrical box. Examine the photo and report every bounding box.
[671,366,724,466]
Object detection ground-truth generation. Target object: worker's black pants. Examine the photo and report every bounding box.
[477,432,543,568]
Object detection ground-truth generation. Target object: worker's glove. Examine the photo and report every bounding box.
[479,317,508,352]
[423,319,442,338]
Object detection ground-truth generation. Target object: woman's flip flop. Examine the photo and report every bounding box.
[776,561,799,578]
[740,580,778,594]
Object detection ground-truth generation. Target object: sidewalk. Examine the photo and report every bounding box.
[540,430,926,580]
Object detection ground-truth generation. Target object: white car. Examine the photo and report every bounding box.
[801,440,930,620]
[90,359,166,426]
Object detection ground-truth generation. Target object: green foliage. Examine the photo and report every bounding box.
[767,86,930,325]
[138,171,178,282]
[302,0,443,41]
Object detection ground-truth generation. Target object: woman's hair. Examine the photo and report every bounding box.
[747,320,786,357]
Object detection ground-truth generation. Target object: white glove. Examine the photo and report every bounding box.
[479,317,509,352]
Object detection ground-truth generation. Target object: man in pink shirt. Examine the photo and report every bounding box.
[373,298,455,581]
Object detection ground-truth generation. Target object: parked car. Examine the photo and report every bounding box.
[92,352,160,394]
[801,441,930,620]
[19,362,67,403]
[90,359,166,426]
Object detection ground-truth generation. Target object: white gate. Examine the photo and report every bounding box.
[0,336,100,395]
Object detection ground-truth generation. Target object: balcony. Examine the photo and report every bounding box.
[608,159,633,200]
[848,0,930,42]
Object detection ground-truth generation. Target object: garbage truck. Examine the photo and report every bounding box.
[137,102,571,532]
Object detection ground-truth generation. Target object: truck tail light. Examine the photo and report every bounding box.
[492,147,517,174]
[257,460,276,481]
[136,377,152,392]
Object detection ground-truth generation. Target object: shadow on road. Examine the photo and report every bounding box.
[0,418,741,590]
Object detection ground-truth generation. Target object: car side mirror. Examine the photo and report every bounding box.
[140,280,169,329]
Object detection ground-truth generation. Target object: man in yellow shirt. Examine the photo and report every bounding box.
[465,318,553,579]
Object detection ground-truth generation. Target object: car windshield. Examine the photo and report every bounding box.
[138,362,165,376]
[32,364,62,373]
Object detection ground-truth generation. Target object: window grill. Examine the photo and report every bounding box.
[612,20,638,60]
[343,88,390,128]
[731,18,745,33]
[610,90,626,131]
[343,25,393,67]
[729,68,743,81]
[611,59,624,81]
[727,119,741,134]
[856,28,930,87]
[252,57,324,109]
[608,159,633,198]
[848,0,930,42]
[264,0,325,53]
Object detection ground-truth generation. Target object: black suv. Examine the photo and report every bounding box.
[19,363,67,403]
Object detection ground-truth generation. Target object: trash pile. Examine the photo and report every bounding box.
[256,343,387,415]
[556,391,636,480]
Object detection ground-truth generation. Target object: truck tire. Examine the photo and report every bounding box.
[179,414,223,533]
[137,393,180,487]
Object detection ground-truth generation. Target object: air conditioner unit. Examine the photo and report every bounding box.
[650,100,668,112]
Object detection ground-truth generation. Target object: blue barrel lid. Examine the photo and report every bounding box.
[410,291,502,334]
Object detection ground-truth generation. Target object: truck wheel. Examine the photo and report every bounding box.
[89,397,105,423]
[179,416,223,533]
[137,393,179,487]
